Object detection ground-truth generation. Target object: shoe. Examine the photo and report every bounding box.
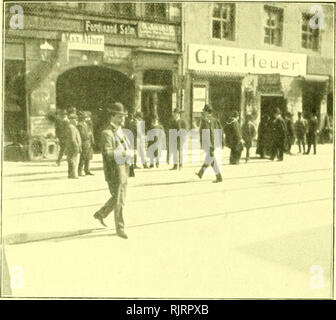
[117,230,128,239]
[149,164,154,168]
[195,172,202,179]
[78,172,85,176]
[85,172,94,176]
[93,212,108,227]
[143,164,149,169]
[170,165,178,170]
[213,174,223,183]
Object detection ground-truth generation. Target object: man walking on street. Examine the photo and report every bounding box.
[241,113,256,163]
[77,111,94,176]
[305,112,319,155]
[55,109,69,166]
[93,102,132,239]
[295,112,307,153]
[195,104,223,183]
[65,113,82,179]
[270,108,287,161]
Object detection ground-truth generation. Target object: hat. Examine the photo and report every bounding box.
[202,104,212,113]
[106,102,128,116]
[68,113,78,120]
[78,111,86,119]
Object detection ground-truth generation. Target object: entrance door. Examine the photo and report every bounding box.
[56,66,134,151]
[260,95,286,120]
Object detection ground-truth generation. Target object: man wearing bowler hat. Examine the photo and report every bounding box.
[93,102,132,239]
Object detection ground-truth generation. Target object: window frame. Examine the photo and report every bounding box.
[211,3,236,41]
[263,5,284,47]
[104,2,136,18]
[301,13,320,51]
[144,3,168,22]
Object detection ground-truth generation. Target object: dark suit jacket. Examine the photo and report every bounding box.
[101,124,129,184]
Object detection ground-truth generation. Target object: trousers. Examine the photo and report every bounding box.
[67,153,80,178]
[96,181,127,232]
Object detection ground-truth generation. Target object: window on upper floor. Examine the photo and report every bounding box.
[264,6,283,46]
[145,3,167,21]
[104,3,135,17]
[301,13,320,51]
[212,3,235,41]
[168,3,181,22]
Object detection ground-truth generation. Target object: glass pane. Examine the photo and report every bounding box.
[212,20,221,38]
[213,4,221,18]
[222,8,228,19]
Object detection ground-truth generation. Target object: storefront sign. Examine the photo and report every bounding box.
[62,33,104,51]
[258,74,282,93]
[138,22,176,41]
[104,46,132,64]
[30,116,54,136]
[85,20,136,36]
[188,44,307,77]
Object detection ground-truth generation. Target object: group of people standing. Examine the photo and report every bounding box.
[55,108,95,179]
[256,109,320,161]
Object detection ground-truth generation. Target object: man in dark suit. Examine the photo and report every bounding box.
[170,108,187,170]
[195,104,223,183]
[241,113,256,163]
[65,113,82,179]
[305,112,319,155]
[77,111,94,176]
[93,102,132,239]
[55,109,69,166]
[225,111,243,165]
[270,108,287,161]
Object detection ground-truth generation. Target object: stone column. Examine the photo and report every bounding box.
[133,70,143,113]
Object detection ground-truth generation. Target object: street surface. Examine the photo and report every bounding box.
[2,145,334,298]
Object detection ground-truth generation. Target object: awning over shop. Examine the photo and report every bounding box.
[302,75,330,82]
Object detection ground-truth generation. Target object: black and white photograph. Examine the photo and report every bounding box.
[0,0,335,300]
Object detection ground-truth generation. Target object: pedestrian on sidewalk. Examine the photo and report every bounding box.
[294,112,307,153]
[93,102,132,239]
[77,111,94,176]
[225,111,244,165]
[305,112,319,155]
[285,112,295,154]
[65,113,82,179]
[55,109,69,166]
[169,108,187,170]
[195,104,223,183]
[147,117,165,168]
[241,113,256,163]
[270,108,287,161]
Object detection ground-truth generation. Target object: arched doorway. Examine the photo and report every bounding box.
[56,66,134,151]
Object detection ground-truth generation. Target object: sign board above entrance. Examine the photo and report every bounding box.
[62,33,104,51]
[85,20,137,36]
[138,22,176,41]
[188,44,307,77]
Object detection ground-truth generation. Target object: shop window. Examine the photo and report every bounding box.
[145,3,167,21]
[105,3,135,17]
[264,5,283,46]
[301,13,320,51]
[212,3,235,41]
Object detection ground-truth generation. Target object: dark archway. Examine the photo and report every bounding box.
[56,66,134,151]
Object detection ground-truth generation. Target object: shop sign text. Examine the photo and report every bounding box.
[85,20,136,36]
[188,44,307,77]
[62,33,104,51]
[138,22,176,41]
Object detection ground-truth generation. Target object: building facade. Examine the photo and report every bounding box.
[182,2,334,131]
[4,2,182,159]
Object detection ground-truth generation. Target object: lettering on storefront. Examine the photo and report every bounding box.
[85,20,136,36]
[62,33,104,51]
[104,47,132,64]
[138,22,176,41]
[258,74,282,93]
[189,44,307,77]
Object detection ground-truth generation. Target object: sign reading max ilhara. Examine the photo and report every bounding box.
[188,44,307,77]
